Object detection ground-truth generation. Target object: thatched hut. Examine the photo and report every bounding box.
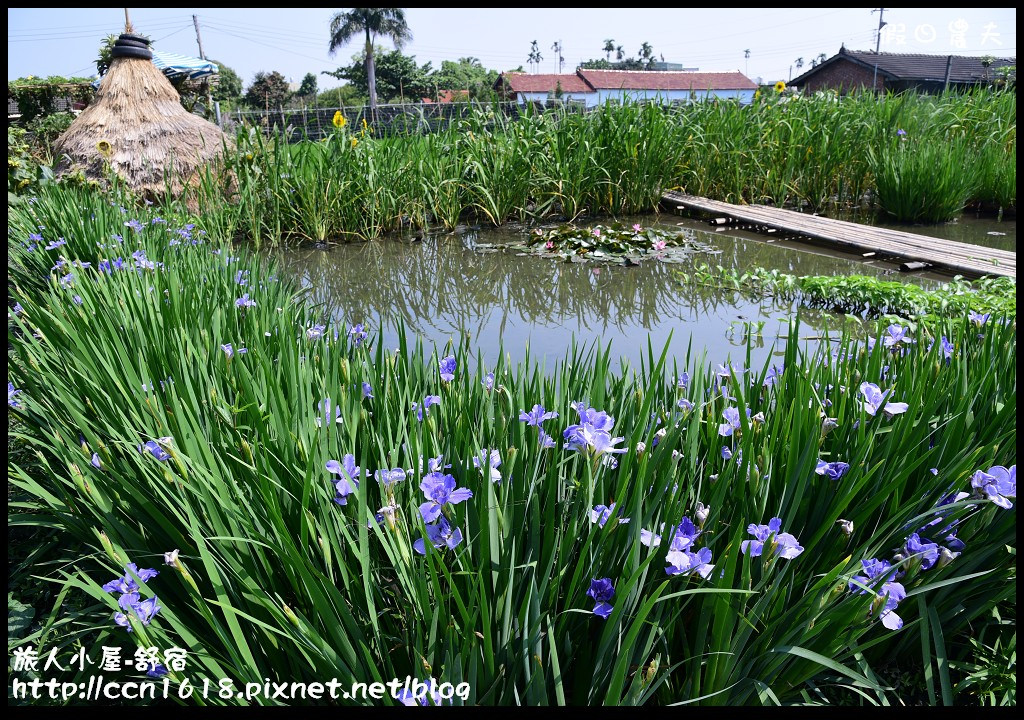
[53,28,232,199]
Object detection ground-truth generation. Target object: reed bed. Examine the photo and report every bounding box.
[179,90,1016,246]
[8,183,1017,705]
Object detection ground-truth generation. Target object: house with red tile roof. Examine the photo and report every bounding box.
[496,69,757,107]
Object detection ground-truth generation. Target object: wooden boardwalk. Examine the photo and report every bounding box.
[663,192,1015,279]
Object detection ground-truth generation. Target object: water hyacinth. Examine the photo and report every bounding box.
[413,516,464,555]
[326,455,362,505]
[586,578,615,619]
[815,459,851,480]
[970,465,1016,509]
[740,518,804,559]
[418,472,473,522]
[859,382,909,418]
[473,449,502,484]
[439,355,457,382]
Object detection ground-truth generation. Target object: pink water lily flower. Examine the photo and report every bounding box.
[652,239,667,251]
[632,223,642,232]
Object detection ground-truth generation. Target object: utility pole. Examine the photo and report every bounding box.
[871,8,886,92]
[193,14,214,119]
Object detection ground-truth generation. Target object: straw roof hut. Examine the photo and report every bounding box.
[53,28,232,199]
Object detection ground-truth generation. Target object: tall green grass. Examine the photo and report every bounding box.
[178,90,1015,244]
[8,183,1017,705]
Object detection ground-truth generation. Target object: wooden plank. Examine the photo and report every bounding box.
[664,192,1015,279]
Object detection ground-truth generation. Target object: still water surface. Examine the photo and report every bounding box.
[273,215,941,371]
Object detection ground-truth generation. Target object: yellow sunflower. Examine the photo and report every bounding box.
[350,137,358,148]
[332,110,347,129]
[774,80,786,93]
[96,139,113,157]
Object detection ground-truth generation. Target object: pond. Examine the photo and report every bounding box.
[272,214,955,372]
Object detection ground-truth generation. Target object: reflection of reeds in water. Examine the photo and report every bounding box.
[272,222,869,344]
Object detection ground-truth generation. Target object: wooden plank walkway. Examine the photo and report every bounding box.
[663,191,1015,279]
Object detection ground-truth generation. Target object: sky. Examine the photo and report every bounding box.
[8,8,1017,89]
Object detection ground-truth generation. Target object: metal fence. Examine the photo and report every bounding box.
[220,99,589,140]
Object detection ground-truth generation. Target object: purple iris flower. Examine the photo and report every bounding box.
[138,440,170,461]
[473,449,502,483]
[677,398,693,412]
[882,324,913,350]
[306,324,327,341]
[849,558,906,630]
[665,546,715,578]
[361,382,373,399]
[349,324,367,346]
[971,465,1016,509]
[537,429,556,449]
[375,468,407,487]
[718,407,742,437]
[589,503,629,527]
[221,343,247,359]
[115,595,161,632]
[413,516,464,554]
[235,293,256,309]
[568,402,615,432]
[677,372,690,390]
[968,310,990,326]
[903,533,940,570]
[439,355,457,382]
[102,564,159,595]
[234,270,249,286]
[125,219,145,233]
[418,472,473,522]
[146,663,169,678]
[715,362,744,380]
[396,688,443,706]
[326,455,362,505]
[91,453,102,469]
[12,302,24,315]
[44,238,67,250]
[28,232,43,243]
[859,382,908,417]
[483,372,494,391]
[586,578,615,619]
[412,395,441,421]
[316,398,343,427]
[721,446,733,460]
[927,336,954,362]
[763,363,784,387]
[815,459,850,480]
[741,518,804,559]
[8,382,22,409]
[519,404,558,426]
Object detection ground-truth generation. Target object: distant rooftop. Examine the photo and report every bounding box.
[793,47,1016,85]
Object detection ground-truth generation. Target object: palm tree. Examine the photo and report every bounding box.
[603,38,615,61]
[527,40,543,73]
[744,48,750,76]
[795,57,805,71]
[328,8,412,120]
[639,41,655,69]
[615,45,624,61]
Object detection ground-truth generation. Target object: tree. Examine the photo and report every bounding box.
[615,45,625,61]
[328,8,412,120]
[325,49,432,104]
[603,38,615,61]
[639,42,655,70]
[795,57,805,71]
[210,60,243,104]
[551,41,565,74]
[317,84,366,108]
[432,57,498,100]
[245,71,292,110]
[527,40,543,74]
[298,72,318,99]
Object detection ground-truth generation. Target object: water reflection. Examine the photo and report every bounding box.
[272,217,890,369]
